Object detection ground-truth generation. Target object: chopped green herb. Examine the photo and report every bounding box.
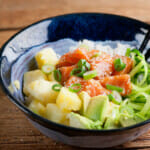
[52,84,62,92]
[114,58,126,71]
[83,70,97,80]
[106,84,123,92]
[42,64,54,74]
[69,83,81,93]
[54,69,62,82]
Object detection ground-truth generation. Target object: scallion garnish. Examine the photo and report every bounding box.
[42,64,54,74]
[83,70,97,80]
[106,84,123,92]
[70,68,81,76]
[70,59,91,78]
[85,61,91,70]
[108,94,114,101]
[54,69,62,82]
[78,59,91,71]
[69,83,81,93]
[108,91,122,105]
[76,69,86,77]
[78,59,86,68]
[125,48,131,57]
[91,52,101,58]
[114,58,126,71]
[52,84,62,92]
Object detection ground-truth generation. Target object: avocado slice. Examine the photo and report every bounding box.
[104,118,119,129]
[119,115,136,127]
[85,95,109,122]
[79,91,91,115]
[119,104,137,127]
[119,112,146,127]
[104,107,120,129]
[68,112,102,129]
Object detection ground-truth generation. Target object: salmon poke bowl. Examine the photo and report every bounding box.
[1,13,150,148]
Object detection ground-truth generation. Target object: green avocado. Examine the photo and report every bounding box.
[79,91,91,115]
[119,104,137,127]
[119,115,136,127]
[68,112,101,129]
[85,95,109,122]
[104,118,119,129]
[104,107,120,129]
[119,113,146,127]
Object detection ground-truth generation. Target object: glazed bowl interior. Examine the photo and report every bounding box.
[1,13,150,134]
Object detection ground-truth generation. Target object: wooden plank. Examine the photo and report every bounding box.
[0,0,150,29]
[0,30,19,47]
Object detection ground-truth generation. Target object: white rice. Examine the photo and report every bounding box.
[70,39,136,56]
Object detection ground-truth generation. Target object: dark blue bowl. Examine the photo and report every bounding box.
[1,13,150,148]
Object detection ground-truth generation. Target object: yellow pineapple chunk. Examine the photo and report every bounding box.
[14,80,20,90]
[56,87,81,112]
[23,70,47,96]
[35,48,58,69]
[27,79,59,103]
[28,100,46,117]
[46,103,68,123]
[61,118,69,126]
[48,72,57,82]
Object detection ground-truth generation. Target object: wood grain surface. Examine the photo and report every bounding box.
[1,0,150,149]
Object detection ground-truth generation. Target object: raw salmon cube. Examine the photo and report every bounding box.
[57,47,89,68]
[100,74,132,96]
[59,65,76,83]
[65,76,110,97]
[112,55,133,75]
[89,52,113,80]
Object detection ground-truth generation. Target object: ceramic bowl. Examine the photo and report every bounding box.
[1,13,150,148]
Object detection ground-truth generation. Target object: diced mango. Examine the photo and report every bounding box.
[56,87,81,112]
[46,103,68,123]
[23,70,47,96]
[61,118,69,126]
[28,100,46,117]
[35,48,58,69]
[27,79,59,103]
[25,94,41,106]
[48,72,56,82]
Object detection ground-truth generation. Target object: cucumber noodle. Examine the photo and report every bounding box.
[125,49,150,120]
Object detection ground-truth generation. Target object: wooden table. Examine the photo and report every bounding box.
[1,0,150,149]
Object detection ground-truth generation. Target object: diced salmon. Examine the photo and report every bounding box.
[57,47,89,68]
[65,76,110,97]
[72,47,89,60]
[59,65,76,83]
[56,53,76,68]
[100,74,132,96]
[88,51,113,80]
[112,55,133,75]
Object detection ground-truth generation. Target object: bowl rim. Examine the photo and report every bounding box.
[1,12,150,133]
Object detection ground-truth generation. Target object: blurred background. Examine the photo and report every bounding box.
[0,0,150,149]
[1,0,150,46]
